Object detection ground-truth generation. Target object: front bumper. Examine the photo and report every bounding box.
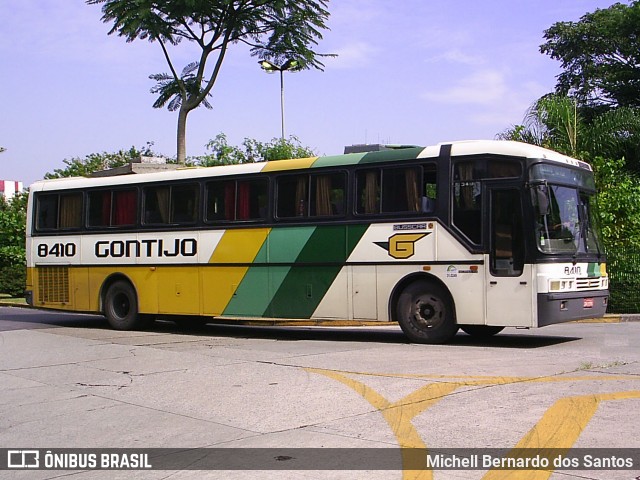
[537,290,608,326]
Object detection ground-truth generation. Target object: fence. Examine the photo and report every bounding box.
[606,248,640,314]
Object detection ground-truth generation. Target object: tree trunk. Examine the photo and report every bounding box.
[177,107,188,164]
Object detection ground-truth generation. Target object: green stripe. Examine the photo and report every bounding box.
[266,225,368,318]
[310,148,425,169]
[358,147,425,164]
[223,227,315,316]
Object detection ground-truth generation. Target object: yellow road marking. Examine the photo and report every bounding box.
[306,368,640,480]
[482,391,640,480]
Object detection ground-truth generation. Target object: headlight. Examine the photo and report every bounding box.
[549,279,574,291]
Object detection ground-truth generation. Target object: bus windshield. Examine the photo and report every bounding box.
[530,165,603,256]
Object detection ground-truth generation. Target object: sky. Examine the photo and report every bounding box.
[0,0,622,187]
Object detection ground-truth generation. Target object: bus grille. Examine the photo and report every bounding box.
[576,277,603,290]
[38,267,69,303]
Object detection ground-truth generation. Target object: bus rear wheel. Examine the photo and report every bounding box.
[460,325,504,338]
[396,281,458,344]
[104,280,144,330]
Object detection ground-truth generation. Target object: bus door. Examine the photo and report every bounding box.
[485,187,533,327]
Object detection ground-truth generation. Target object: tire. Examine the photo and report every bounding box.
[396,280,458,344]
[104,280,143,330]
[460,325,504,338]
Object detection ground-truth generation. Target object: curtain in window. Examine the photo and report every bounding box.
[315,175,332,216]
[364,171,378,214]
[114,190,137,225]
[237,182,250,220]
[224,183,235,220]
[405,168,420,212]
[60,194,82,228]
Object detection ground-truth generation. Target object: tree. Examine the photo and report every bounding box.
[498,94,640,162]
[194,133,316,166]
[87,0,333,163]
[540,1,640,111]
[0,191,28,297]
[45,144,156,179]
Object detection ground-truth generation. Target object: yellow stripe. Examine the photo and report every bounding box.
[203,228,270,315]
[261,156,318,172]
[482,390,640,480]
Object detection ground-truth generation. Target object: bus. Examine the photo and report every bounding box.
[25,140,609,344]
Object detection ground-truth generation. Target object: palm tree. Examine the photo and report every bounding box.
[497,94,640,163]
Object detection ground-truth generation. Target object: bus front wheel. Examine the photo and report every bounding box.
[104,280,143,330]
[396,281,458,344]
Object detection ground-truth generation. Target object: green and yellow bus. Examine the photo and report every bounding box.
[25,140,609,343]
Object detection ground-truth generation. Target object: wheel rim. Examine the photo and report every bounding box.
[113,292,131,319]
[410,294,444,329]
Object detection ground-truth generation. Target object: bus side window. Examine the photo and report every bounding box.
[171,184,198,224]
[311,172,345,217]
[59,193,83,229]
[277,174,309,218]
[422,166,437,213]
[382,167,421,213]
[36,194,59,230]
[356,170,380,214]
[36,193,83,231]
[144,186,170,224]
[238,179,268,220]
[112,190,137,226]
[453,161,482,244]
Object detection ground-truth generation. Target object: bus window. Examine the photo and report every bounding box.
[310,172,346,217]
[453,161,482,244]
[277,174,309,218]
[356,170,380,214]
[382,167,421,213]
[171,184,198,224]
[206,179,267,222]
[112,190,137,226]
[36,193,82,230]
[88,189,137,227]
[491,189,524,276]
[144,184,198,225]
[36,194,58,230]
[206,180,234,221]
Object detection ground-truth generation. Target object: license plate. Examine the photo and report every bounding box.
[583,298,594,308]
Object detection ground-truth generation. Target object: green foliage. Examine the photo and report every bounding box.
[44,144,156,179]
[589,156,640,250]
[0,192,27,297]
[606,247,640,313]
[194,133,316,166]
[541,1,640,110]
[498,94,640,161]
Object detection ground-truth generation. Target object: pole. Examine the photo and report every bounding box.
[279,69,286,140]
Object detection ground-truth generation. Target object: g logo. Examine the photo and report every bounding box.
[376,233,428,259]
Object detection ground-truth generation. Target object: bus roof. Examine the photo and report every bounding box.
[29,140,590,191]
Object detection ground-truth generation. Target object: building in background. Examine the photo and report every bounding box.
[0,180,24,201]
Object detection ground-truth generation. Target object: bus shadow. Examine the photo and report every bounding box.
[157,319,581,348]
[0,308,581,348]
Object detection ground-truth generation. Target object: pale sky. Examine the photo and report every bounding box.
[0,0,620,187]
